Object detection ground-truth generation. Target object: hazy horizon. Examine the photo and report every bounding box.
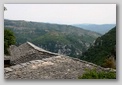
[4,18,116,26]
[4,4,116,25]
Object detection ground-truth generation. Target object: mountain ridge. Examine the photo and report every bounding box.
[4,19,101,57]
[80,26,116,67]
[72,24,116,34]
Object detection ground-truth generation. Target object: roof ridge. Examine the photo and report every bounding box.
[26,41,59,56]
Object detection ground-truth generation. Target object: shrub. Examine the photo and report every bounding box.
[78,69,116,79]
[102,57,116,69]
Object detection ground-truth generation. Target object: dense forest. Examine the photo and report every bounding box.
[4,19,101,57]
[80,26,116,68]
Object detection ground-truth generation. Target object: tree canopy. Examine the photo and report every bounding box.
[4,29,16,55]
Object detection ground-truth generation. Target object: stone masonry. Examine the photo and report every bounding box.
[4,55,115,79]
[5,42,116,79]
[9,42,59,64]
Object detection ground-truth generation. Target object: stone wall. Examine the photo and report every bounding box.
[9,42,58,64]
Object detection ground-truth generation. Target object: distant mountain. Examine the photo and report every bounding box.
[4,19,101,58]
[72,24,116,34]
[80,26,116,67]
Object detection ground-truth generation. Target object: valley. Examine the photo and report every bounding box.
[4,19,101,57]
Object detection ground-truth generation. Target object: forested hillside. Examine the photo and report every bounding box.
[80,26,116,68]
[4,19,101,57]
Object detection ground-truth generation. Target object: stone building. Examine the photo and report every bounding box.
[9,42,59,65]
[4,42,116,79]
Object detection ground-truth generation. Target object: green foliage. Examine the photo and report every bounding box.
[4,29,16,55]
[78,69,116,79]
[80,27,116,66]
[4,19,101,57]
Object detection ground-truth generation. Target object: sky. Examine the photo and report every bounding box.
[4,4,116,25]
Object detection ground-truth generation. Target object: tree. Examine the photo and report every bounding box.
[4,29,16,55]
[4,6,16,55]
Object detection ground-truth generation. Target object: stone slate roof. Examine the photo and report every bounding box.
[5,42,116,79]
[9,42,59,64]
[5,55,111,79]
[27,42,59,55]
